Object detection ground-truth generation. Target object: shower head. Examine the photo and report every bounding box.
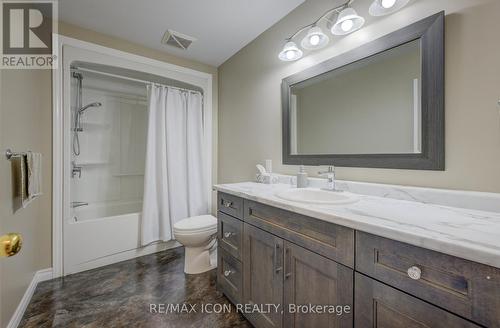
[78,102,102,114]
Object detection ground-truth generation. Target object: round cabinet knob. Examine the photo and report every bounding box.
[224,270,233,277]
[223,201,232,208]
[407,266,422,280]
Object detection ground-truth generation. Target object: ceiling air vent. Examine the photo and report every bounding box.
[161,30,196,50]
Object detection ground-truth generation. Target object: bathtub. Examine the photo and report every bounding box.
[64,200,178,275]
[73,199,143,221]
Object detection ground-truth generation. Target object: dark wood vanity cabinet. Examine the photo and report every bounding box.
[218,192,244,218]
[356,232,500,327]
[216,192,499,328]
[218,211,243,260]
[218,247,243,305]
[242,222,354,328]
[242,223,284,328]
[217,193,354,328]
[217,195,244,306]
[283,241,353,328]
[243,199,354,268]
[355,273,481,328]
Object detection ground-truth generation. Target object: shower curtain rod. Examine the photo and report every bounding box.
[71,67,203,94]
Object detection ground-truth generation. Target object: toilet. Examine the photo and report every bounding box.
[173,215,218,274]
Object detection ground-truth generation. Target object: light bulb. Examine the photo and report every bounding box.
[381,0,396,8]
[309,34,320,46]
[341,19,354,32]
[286,50,295,60]
[279,41,303,61]
[331,7,365,35]
[301,26,329,50]
[369,0,410,16]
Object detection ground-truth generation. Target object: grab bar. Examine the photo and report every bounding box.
[71,202,89,208]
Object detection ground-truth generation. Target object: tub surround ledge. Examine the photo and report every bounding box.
[214,182,500,269]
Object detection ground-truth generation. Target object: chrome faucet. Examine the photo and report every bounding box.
[318,166,339,192]
[72,161,82,178]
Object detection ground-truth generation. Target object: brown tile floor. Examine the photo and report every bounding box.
[20,247,251,328]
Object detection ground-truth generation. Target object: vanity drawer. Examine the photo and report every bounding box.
[217,247,242,304]
[244,200,354,268]
[217,192,243,219]
[355,273,481,328]
[356,231,500,327]
[218,211,243,260]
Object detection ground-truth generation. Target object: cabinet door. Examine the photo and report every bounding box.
[243,223,283,328]
[355,273,481,328]
[283,241,353,328]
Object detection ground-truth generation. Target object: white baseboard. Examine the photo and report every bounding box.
[7,268,53,328]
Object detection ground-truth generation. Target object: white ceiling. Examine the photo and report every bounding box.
[59,0,305,67]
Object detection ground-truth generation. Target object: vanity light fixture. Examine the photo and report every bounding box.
[278,41,303,61]
[278,0,411,61]
[331,7,365,35]
[369,0,410,16]
[301,26,329,50]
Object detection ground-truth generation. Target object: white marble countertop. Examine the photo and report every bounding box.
[214,182,500,269]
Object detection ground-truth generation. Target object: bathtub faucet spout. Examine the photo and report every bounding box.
[71,202,89,208]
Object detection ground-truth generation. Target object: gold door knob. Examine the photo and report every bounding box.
[0,233,22,257]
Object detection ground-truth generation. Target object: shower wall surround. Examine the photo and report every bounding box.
[71,75,147,217]
[64,72,156,275]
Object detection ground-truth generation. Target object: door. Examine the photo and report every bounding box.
[355,273,481,328]
[283,241,353,328]
[243,223,283,328]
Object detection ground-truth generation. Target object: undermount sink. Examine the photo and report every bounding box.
[275,188,358,205]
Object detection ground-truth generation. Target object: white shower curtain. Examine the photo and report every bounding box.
[141,85,208,245]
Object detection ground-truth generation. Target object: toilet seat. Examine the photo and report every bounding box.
[173,215,217,234]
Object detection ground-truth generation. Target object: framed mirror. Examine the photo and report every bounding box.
[282,12,444,170]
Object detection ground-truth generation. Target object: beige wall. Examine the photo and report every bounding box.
[0,67,4,328]
[0,22,217,327]
[0,69,52,327]
[58,22,217,76]
[218,0,500,193]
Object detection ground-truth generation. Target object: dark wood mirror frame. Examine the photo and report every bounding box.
[282,12,444,170]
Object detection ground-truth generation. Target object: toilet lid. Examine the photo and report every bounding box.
[174,215,217,232]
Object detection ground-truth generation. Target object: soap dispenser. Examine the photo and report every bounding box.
[296,165,308,188]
